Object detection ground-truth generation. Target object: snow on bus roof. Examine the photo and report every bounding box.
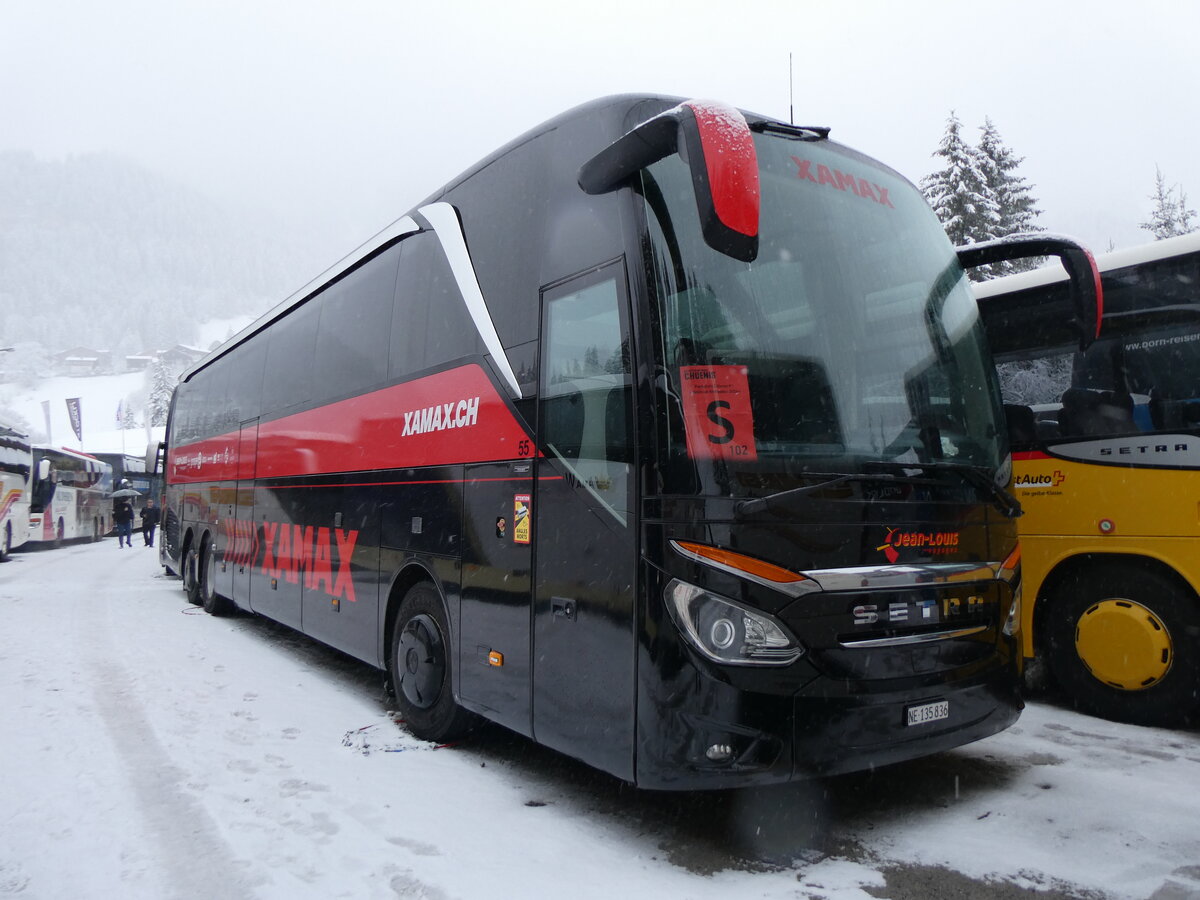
[972,231,1200,300]
[35,445,109,465]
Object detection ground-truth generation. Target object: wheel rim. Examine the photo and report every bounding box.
[1074,598,1173,691]
[397,613,445,710]
[204,546,216,601]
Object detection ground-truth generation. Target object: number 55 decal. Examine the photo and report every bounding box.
[679,365,758,461]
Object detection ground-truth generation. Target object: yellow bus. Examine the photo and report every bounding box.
[976,232,1200,726]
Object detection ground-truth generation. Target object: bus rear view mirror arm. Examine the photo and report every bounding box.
[958,233,1103,349]
[578,99,760,263]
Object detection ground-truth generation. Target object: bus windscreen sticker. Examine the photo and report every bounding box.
[679,366,758,461]
[513,494,531,544]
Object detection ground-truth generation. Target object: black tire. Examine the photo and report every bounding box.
[54,519,65,549]
[183,543,202,605]
[1045,566,1200,727]
[0,522,11,562]
[91,517,101,542]
[199,536,235,616]
[389,583,476,742]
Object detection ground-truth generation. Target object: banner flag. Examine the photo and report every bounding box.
[66,397,83,443]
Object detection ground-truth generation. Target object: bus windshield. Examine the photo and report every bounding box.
[642,131,1005,498]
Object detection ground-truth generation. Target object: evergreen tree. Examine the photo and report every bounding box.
[147,357,175,427]
[977,118,1043,274]
[921,112,1000,280]
[1141,166,1198,240]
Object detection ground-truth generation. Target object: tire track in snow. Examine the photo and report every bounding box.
[79,576,256,899]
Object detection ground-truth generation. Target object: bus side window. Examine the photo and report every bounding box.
[389,233,484,381]
[1003,403,1038,447]
[1058,388,1136,437]
[313,244,398,401]
[540,270,633,523]
[261,301,319,414]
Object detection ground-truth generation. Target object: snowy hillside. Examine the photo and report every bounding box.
[0,316,252,452]
[0,151,303,358]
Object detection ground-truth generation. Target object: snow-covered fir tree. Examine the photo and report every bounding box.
[920,112,1000,281]
[977,118,1043,275]
[147,357,175,427]
[1141,166,1197,240]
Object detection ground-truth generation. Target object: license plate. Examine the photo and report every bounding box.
[906,700,949,726]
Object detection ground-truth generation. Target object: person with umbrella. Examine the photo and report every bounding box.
[113,497,134,547]
[111,480,139,548]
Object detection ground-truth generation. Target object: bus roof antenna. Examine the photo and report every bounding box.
[789,52,794,125]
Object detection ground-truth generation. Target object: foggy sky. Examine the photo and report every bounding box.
[4,0,1197,290]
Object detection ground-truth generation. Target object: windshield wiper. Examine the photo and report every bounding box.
[734,471,936,519]
[734,463,1023,520]
[864,461,1023,519]
[938,464,1023,519]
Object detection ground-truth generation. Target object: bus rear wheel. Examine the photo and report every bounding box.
[1046,567,1200,727]
[183,544,202,605]
[389,583,476,743]
[0,522,11,561]
[199,536,234,616]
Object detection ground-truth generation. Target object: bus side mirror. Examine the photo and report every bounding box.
[957,233,1103,349]
[36,458,51,482]
[146,441,165,476]
[578,99,760,262]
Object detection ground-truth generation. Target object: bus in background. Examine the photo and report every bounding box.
[28,446,112,546]
[92,451,158,532]
[159,94,1097,789]
[92,452,154,499]
[975,231,1200,727]
[0,423,32,560]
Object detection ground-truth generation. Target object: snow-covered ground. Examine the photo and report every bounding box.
[1,541,1198,900]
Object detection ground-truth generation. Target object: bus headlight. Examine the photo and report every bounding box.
[665,579,804,666]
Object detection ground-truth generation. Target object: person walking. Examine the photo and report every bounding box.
[114,499,134,548]
[140,498,160,547]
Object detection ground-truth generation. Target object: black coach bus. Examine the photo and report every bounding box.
[161,95,1098,789]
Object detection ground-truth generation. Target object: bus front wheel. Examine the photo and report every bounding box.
[389,583,476,743]
[1046,567,1200,727]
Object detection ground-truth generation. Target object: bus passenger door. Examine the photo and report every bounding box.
[228,419,258,608]
[532,263,637,783]
[458,462,534,736]
[246,430,302,632]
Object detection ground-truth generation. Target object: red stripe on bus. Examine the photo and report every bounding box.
[261,475,563,490]
[168,363,535,484]
[1012,450,1051,461]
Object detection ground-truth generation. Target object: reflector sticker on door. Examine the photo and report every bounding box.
[679,366,758,461]
[513,494,531,544]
